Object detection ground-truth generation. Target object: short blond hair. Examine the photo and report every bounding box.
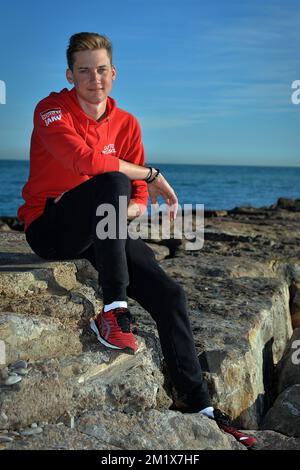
[67,32,113,70]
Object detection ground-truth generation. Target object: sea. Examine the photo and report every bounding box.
[0,159,299,216]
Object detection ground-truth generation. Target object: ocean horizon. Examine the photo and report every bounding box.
[0,159,299,217]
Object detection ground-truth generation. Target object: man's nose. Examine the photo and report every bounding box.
[89,70,99,81]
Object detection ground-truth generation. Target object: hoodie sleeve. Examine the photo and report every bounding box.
[34,102,120,176]
[123,116,148,214]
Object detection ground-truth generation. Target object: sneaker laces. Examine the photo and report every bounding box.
[113,308,133,333]
[213,409,235,429]
[214,408,230,425]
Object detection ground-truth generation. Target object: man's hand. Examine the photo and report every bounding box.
[127,200,142,220]
[147,173,178,220]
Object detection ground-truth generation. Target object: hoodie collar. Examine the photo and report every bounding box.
[60,87,116,126]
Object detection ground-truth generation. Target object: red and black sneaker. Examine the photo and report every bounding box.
[213,409,257,449]
[90,307,138,354]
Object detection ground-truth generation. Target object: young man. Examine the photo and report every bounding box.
[18,32,256,448]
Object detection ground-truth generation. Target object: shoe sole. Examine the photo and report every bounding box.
[90,320,136,355]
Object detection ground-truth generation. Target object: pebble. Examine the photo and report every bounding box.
[20,427,43,436]
[0,412,8,429]
[0,435,13,443]
[8,372,18,377]
[14,368,29,376]
[31,423,38,428]
[10,360,28,370]
[0,368,9,380]
[4,375,22,386]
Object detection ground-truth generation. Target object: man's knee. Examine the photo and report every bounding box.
[164,282,187,310]
[95,171,131,193]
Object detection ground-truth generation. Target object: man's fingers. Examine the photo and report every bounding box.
[150,195,159,211]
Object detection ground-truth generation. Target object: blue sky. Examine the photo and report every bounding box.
[0,0,299,166]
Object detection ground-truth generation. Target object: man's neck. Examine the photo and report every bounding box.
[76,92,107,121]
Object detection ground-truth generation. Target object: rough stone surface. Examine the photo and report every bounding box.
[3,423,117,450]
[275,328,300,395]
[0,312,83,363]
[75,409,244,450]
[0,338,170,429]
[1,198,300,449]
[261,384,300,437]
[243,430,300,450]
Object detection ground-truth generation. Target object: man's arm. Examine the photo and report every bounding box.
[34,101,120,176]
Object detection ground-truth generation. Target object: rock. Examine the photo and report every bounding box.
[10,360,28,370]
[13,368,29,376]
[0,338,169,429]
[244,430,300,450]
[4,375,22,386]
[275,328,300,394]
[0,435,13,443]
[1,199,300,449]
[0,217,23,232]
[0,368,9,380]
[261,384,300,437]
[158,258,292,428]
[56,411,75,429]
[0,412,8,429]
[291,290,300,328]
[4,423,115,450]
[76,409,244,450]
[20,427,43,436]
[145,243,169,261]
[0,313,83,364]
[273,198,300,212]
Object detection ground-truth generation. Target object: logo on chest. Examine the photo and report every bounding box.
[101,143,116,155]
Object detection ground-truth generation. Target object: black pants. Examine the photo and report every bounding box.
[25,172,211,412]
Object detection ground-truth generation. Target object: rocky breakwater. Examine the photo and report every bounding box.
[0,197,300,450]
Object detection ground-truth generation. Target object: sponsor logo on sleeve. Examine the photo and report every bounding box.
[40,108,62,126]
[101,144,116,155]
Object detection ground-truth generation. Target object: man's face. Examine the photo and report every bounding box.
[66,48,116,104]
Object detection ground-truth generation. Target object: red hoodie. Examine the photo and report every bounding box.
[18,87,148,231]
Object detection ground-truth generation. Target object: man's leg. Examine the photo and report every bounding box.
[125,237,212,412]
[25,172,132,304]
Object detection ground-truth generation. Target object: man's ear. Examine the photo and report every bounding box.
[112,64,117,81]
[66,68,74,84]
